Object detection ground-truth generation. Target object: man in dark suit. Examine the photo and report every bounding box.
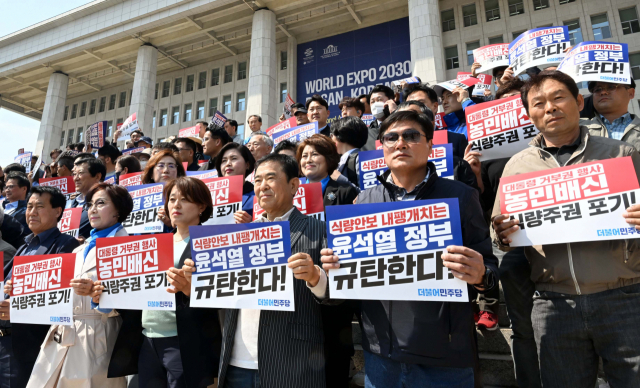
[362,85,397,151]
[68,157,105,239]
[215,153,328,388]
[306,94,332,137]
[1,186,80,388]
[331,116,369,188]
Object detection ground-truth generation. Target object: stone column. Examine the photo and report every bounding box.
[409,0,446,85]
[129,44,158,140]
[287,35,297,101]
[36,71,68,160]
[246,9,278,138]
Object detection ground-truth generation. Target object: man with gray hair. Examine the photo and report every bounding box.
[246,132,273,163]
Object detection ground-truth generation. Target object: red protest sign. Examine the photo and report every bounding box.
[179,125,200,138]
[433,130,448,145]
[201,175,244,225]
[96,234,175,310]
[57,207,82,238]
[435,112,447,129]
[266,117,297,137]
[39,176,75,195]
[119,172,142,187]
[252,182,325,221]
[457,72,493,97]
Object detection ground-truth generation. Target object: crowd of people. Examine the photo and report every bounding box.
[0,55,639,388]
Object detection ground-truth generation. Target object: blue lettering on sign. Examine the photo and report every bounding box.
[258,299,291,308]
[417,289,463,297]
[50,316,71,323]
[597,227,636,237]
[147,301,174,308]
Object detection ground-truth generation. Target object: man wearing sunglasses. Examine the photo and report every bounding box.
[581,79,639,150]
[320,110,498,387]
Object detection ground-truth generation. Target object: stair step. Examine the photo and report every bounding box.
[479,356,518,387]
[476,328,513,355]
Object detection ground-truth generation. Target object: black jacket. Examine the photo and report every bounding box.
[0,212,25,252]
[338,150,360,188]
[442,130,469,159]
[187,160,201,171]
[452,156,479,192]
[108,241,222,388]
[69,197,91,239]
[3,200,29,233]
[323,178,358,208]
[320,123,331,137]
[198,157,217,171]
[362,120,380,151]
[352,162,498,368]
[479,158,510,222]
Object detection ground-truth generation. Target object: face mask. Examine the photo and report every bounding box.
[371,101,386,119]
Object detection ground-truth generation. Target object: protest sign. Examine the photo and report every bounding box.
[509,27,571,76]
[39,176,75,195]
[252,182,325,221]
[283,94,295,118]
[32,155,43,178]
[118,113,139,142]
[57,207,82,238]
[189,222,294,310]
[273,122,319,147]
[557,42,631,85]
[118,172,142,187]
[325,199,468,301]
[179,125,200,138]
[359,150,387,191]
[466,95,539,161]
[433,77,481,97]
[266,117,297,137]
[198,160,207,166]
[361,114,375,126]
[122,147,145,156]
[201,175,244,225]
[18,148,24,155]
[186,170,218,180]
[434,112,447,129]
[87,121,108,148]
[123,183,164,234]
[104,176,116,184]
[473,43,510,73]
[10,253,75,325]
[430,144,454,179]
[457,72,493,97]
[96,234,175,310]
[375,140,383,150]
[500,157,640,247]
[433,130,448,145]
[392,76,420,87]
[210,110,227,128]
[14,152,32,174]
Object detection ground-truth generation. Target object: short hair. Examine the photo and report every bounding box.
[57,156,75,171]
[521,70,580,114]
[86,183,134,223]
[4,163,26,175]
[296,134,340,175]
[248,114,262,123]
[215,143,256,178]
[131,130,144,137]
[496,78,526,99]
[27,186,66,221]
[492,65,508,79]
[338,97,366,116]
[331,116,369,149]
[379,110,435,141]
[404,83,438,105]
[358,94,368,103]
[367,85,395,105]
[73,152,95,161]
[75,158,107,182]
[291,102,305,110]
[115,155,141,174]
[255,153,299,182]
[174,137,197,154]
[152,142,179,153]
[396,100,435,122]
[49,149,62,158]
[305,94,329,110]
[274,139,298,155]
[98,144,122,164]
[249,132,274,149]
[163,177,213,224]
[141,148,186,184]
[196,121,208,128]
[76,143,85,151]
[205,127,232,145]
[226,119,238,130]
[6,172,30,191]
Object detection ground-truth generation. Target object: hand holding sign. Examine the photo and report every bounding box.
[166,266,190,295]
[320,248,340,271]
[492,214,521,245]
[287,253,320,287]
[70,278,94,296]
[441,246,486,287]
[623,204,640,230]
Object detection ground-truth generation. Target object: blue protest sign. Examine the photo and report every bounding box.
[122,183,165,234]
[358,149,387,191]
[557,41,631,85]
[210,110,227,128]
[272,122,319,147]
[430,144,454,179]
[325,199,468,302]
[88,121,108,148]
[14,152,32,174]
[188,222,294,310]
[509,26,570,76]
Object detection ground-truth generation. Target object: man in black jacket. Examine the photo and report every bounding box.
[199,126,232,171]
[362,85,397,151]
[69,158,105,239]
[321,110,498,386]
[331,116,368,188]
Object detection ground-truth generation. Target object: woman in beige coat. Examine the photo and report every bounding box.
[25,182,134,388]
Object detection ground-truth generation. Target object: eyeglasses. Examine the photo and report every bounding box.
[155,163,177,170]
[592,84,630,95]
[85,199,111,210]
[381,129,427,147]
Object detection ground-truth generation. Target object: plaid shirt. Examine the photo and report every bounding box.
[385,171,430,201]
[600,113,633,141]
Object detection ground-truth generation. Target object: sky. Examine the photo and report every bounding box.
[0,0,90,167]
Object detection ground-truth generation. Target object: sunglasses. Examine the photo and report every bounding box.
[381,129,427,147]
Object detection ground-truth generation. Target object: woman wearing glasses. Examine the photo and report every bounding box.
[214,142,256,224]
[20,183,133,388]
[141,149,186,229]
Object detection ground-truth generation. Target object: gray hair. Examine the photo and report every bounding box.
[250,132,274,149]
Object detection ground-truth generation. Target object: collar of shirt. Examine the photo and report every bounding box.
[258,206,296,222]
[338,148,357,169]
[540,133,581,166]
[318,124,328,133]
[385,170,430,201]
[24,226,59,254]
[600,113,633,139]
[307,175,331,195]
[4,201,18,211]
[75,193,86,205]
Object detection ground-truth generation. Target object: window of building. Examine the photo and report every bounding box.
[533,0,549,10]
[80,101,87,117]
[591,14,612,40]
[564,19,583,45]
[445,46,459,70]
[183,103,192,122]
[466,41,480,65]
[631,52,640,80]
[198,72,207,89]
[559,0,575,4]
[281,51,288,70]
[67,128,74,145]
[89,99,96,115]
[223,95,232,114]
[508,0,525,16]
[441,9,455,32]
[119,91,127,108]
[209,98,218,117]
[171,106,180,125]
[485,0,500,21]
[153,111,156,129]
[155,83,159,99]
[280,83,287,103]
[109,94,116,110]
[160,109,168,127]
[196,101,205,120]
[238,62,247,80]
[513,30,526,40]
[224,65,233,83]
[238,124,244,135]
[70,104,78,119]
[63,106,69,121]
[489,35,504,44]
[620,7,640,35]
[211,68,220,86]
[77,127,83,143]
[186,74,194,92]
[174,78,182,95]
[162,80,170,97]
[462,4,478,27]
[236,92,246,112]
[60,131,65,147]
[99,97,106,113]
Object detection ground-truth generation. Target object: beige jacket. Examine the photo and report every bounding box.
[27,228,128,388]
[491,127,640,295]
[581,114,640,151]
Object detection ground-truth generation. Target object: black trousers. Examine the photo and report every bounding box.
[138,336,187,388]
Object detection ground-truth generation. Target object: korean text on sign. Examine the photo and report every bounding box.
[118,172,143,187]
[10,253,75,326]
[187,170,219,180]
[466,95,539,161]
[359,149,387,191]
[201,175,244,225]
[210,110,227,128]
[430,144,454,179]
[253,182,325,221]
[96,234,175,310]
[88,121,108,148]
[57,207,82,238]
[456,73,494,97]
[473,43,510,73]
[273,122,319,147]
[499,157,640,246]
[118,113,139,142]
[123,183,165,234]
[188,222,294,311]
[39,176,75,195]
[266,117,297,137]
[326,199,468,302]
[14,152,32,174]
[122,147,145,156]
[509,27,571,76]
[179,125,200,138]
[557,42,631,85]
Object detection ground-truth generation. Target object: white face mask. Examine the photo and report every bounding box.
[371,101,385,119]
[139,161,148,169]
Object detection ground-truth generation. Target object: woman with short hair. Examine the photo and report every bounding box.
[215,142,256,224]
[141,149,186,184]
